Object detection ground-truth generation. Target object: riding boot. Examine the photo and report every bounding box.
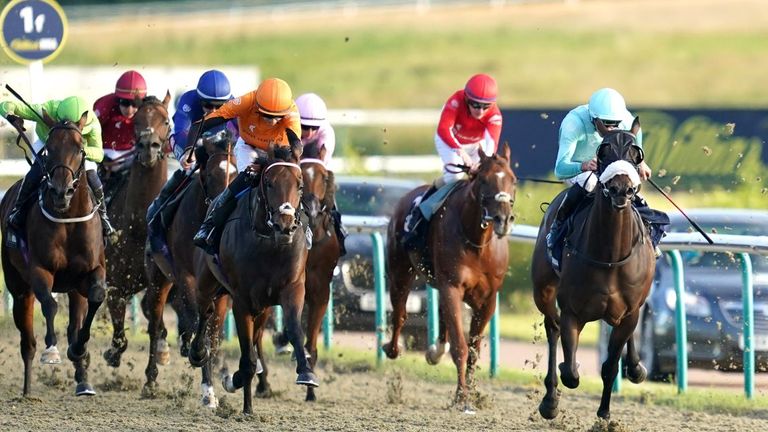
[330,206,347,257]
[87,170,117,241]
[545,184,587,266]
[402,182,439,250]
[147,168,187,223]
[632,193,663,258]
[7,161,44,239]
[192,170,254,253]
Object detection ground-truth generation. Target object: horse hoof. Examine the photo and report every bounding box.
[425,342,449,365]
[462,404,476,415]
[40,346,62,364]
[597,408,611,420]
[296,372,319,388]
[188,348,209,368]
[382,342,401,359]
[558,362,580,389]
[103,349,121,368]
[255,358,264,375]
[66,345,87,363]
[627,363,647,384]
[156,340,171,366]
[141,381,159,399]
[75,382,96,397]
[538,398,560,420]
[272,332,293,355]
[305,392,317,402]
[201,383,218,409]
[222,374,236,393]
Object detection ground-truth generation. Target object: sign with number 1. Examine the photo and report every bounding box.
[0,0,68,64]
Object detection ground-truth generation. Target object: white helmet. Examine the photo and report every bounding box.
[295,93,328,127]
[588,88,628,121]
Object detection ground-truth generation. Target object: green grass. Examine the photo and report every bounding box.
[498,311,600,348]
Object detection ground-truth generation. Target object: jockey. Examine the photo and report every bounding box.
[0,95,116,242]
[146,69,237,240]
[545,88,661,268]
[93,70,148,173]
[190,77,301,253]
[295,92,346,256]
[402,73,503,245]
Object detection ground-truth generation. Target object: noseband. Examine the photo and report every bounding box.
[258,161,303,233]
[44,123,86,192]
[135,102,172,164]
[299,158,329,214]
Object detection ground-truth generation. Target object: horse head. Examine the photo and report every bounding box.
[256,129,303,241]
[299,145,333,221]
[470,144,517,237]
[201,129,237,199]
[42,110,87,212]
[596,117,643,210]
[132,92,172,167]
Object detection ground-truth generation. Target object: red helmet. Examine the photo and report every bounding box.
[464,73,497,103]
[115,70,147,99]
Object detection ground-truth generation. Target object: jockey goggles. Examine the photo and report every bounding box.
[119,98,138,108]
[467,99,492,110]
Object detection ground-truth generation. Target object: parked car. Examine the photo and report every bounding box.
[599,208,768,381]
[332,176,429,341]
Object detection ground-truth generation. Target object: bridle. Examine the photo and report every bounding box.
[44,122,86,193]
[134,100,172,165]
[299,158,330,215]
[200,140,235,205]
[256,161,303,234]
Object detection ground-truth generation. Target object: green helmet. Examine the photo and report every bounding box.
[56,96,89,123]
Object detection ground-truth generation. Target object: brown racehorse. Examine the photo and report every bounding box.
[143,132,236,401]
[383,146,516,413]
[103,93,174,369]
[531,119,654,420]
[0,113,106,396]
[272,144,340,402]
[189,134,315,415]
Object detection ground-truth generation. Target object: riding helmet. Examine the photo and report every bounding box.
[115,70,147,99]
[255,78,293,116]
[196,69,232,101]
[588,88,628,121]
[464,74,498,103]
[56,96,90,123]
[295,93,327,127]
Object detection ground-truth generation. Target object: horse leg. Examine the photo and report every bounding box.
[221,301,257,415]
[141,288,170,366]
[382,259,415,359]
[624,320,647,384]
[465,296,497,412]
[142,280,172,397]
[66,269,106,396]
[441,286,471,413]
[12,292,36,396]
[598,312,640,419]
[200,293,228,408]
[29,269,59,364]
[538,312,561,419]
[103,288,129,367]
[253,308,272,398]
[558,311,584,389]
[282,288,318,387]
[303,279,330,402]
[175,273,199,359]
[426,305,449,365]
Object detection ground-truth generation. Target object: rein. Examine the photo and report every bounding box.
[252,161,302,235]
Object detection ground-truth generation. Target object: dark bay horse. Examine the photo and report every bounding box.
[531,119,655,420]
[273,144,340,402]
[0,113,106,396]
[103,93,174,369]
[143,132,237,402]
[383,146,516,413]
[189,135,315,415]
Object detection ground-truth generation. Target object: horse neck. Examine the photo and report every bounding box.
[127,156,167,209]
[458,181,492,247]
[584,193,638,260]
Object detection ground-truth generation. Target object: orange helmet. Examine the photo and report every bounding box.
[115,70,147,99]
[255,78,293,116]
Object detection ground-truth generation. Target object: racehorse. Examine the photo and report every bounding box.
[0,112,106,396]
[102,93,175,370]
[143,130,236,401]
[273,144,341,402]
[383,146,516,413]
[189,131,316,414]
[531,118,654,420]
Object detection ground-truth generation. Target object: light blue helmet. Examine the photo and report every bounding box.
[588,88,627,121]
[196,69,231,101]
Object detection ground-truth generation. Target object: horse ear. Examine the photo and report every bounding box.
[162,90,172,108]
[319,145,327,162]
[41,109,56,128]
[134,94,143,107]
[77,111,89,130]
[631,116,641,135]
[322,169,336,210]
[478,147,488,160]
[285,127,303,160]
[501,142,511,161]
[594,118,610,136]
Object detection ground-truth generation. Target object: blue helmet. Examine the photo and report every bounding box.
[196,69,231,101]
[588,88,628,121]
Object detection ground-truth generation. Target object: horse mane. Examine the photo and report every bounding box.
[141,95,162,106]
[302,143,322,160]
[272,145,295,163]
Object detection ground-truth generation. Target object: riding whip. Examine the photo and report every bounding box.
[648,178,714,244]
[5,84,46,124]
[517,177,564,184]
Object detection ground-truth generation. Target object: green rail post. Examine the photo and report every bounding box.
[323,282,334,350]
[426,285,438,346]
[739,253,754,399]
[490,291,500,378]
[371,231,386,366]
[274,305,284,334]
[3,289,12,316]
[131,295,140,336]
[224,310,235,341]
[668,249,688,394]
[613,356,622,393]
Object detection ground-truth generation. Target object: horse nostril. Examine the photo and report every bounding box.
[65,188,75,197]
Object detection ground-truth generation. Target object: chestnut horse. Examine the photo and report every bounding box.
[143,132,236,401]
[103,93,174,369]
[189,135,315,415]
[273,144,341,402]
[0,114,106,396]
[531,119,654,420]
[383,146,516,413]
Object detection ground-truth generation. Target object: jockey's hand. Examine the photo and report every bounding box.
[245,162,263,175]
[638,161,652,180]
[581,158,597,172]
[179,147,195,170]
[458,148,473,167]
[5,114,24,131]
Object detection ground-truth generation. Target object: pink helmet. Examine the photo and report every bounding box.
[464,73,497,103]
[115,70,147,100]
[295,93,328,127]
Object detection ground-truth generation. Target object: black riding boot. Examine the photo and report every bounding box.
[87,170,116,241]
[330,206,347,257]
[6,161,44,244]
[147,168,187,223]
[545,184,587,266]
[402,183,438,249]
[193,170,254,254]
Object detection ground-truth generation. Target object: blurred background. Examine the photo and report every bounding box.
[0,0,766,314]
